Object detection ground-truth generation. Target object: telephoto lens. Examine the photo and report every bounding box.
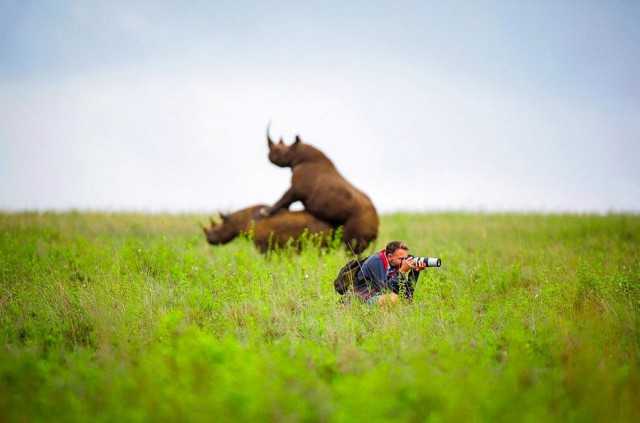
[409,256,442,267]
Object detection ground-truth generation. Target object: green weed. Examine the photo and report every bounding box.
[0,211,638,422]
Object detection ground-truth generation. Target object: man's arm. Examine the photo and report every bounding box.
[359,257,387,291]
[388,269,420,297]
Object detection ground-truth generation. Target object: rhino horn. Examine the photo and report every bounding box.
[267,121,274,146]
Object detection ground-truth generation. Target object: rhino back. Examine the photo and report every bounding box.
[292,169,371,221]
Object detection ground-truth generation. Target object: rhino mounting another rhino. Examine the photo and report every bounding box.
[264,129,378,254]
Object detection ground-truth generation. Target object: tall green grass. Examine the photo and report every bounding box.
[1,211,638,422]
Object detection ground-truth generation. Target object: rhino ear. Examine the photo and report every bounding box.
[294,135,302,145]
[219,212,229,222]
[278,137,284,145]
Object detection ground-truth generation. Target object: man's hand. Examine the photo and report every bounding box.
[400,257,426,274]
[413,260,427,272]
[400,257,414,274]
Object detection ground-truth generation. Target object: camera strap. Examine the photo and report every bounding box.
[379,251,398,279]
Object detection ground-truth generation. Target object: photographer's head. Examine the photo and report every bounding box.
[386,240,409,268]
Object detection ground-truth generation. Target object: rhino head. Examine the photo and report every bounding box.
[267,122,302,168]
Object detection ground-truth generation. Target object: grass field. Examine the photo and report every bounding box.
[1,211,639,422]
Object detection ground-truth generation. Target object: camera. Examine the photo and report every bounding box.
[407,255,441,267]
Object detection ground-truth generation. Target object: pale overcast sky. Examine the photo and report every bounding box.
[1,1,639,214]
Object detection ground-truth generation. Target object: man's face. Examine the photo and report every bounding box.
[387,248,408,268]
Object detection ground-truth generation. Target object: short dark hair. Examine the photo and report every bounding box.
[386,240,409,255]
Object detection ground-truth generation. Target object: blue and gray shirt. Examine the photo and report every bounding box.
[354,250,420,300]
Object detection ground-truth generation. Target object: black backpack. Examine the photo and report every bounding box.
[334,257,365,295]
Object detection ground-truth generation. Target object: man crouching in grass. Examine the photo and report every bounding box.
[353,240,426,307]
